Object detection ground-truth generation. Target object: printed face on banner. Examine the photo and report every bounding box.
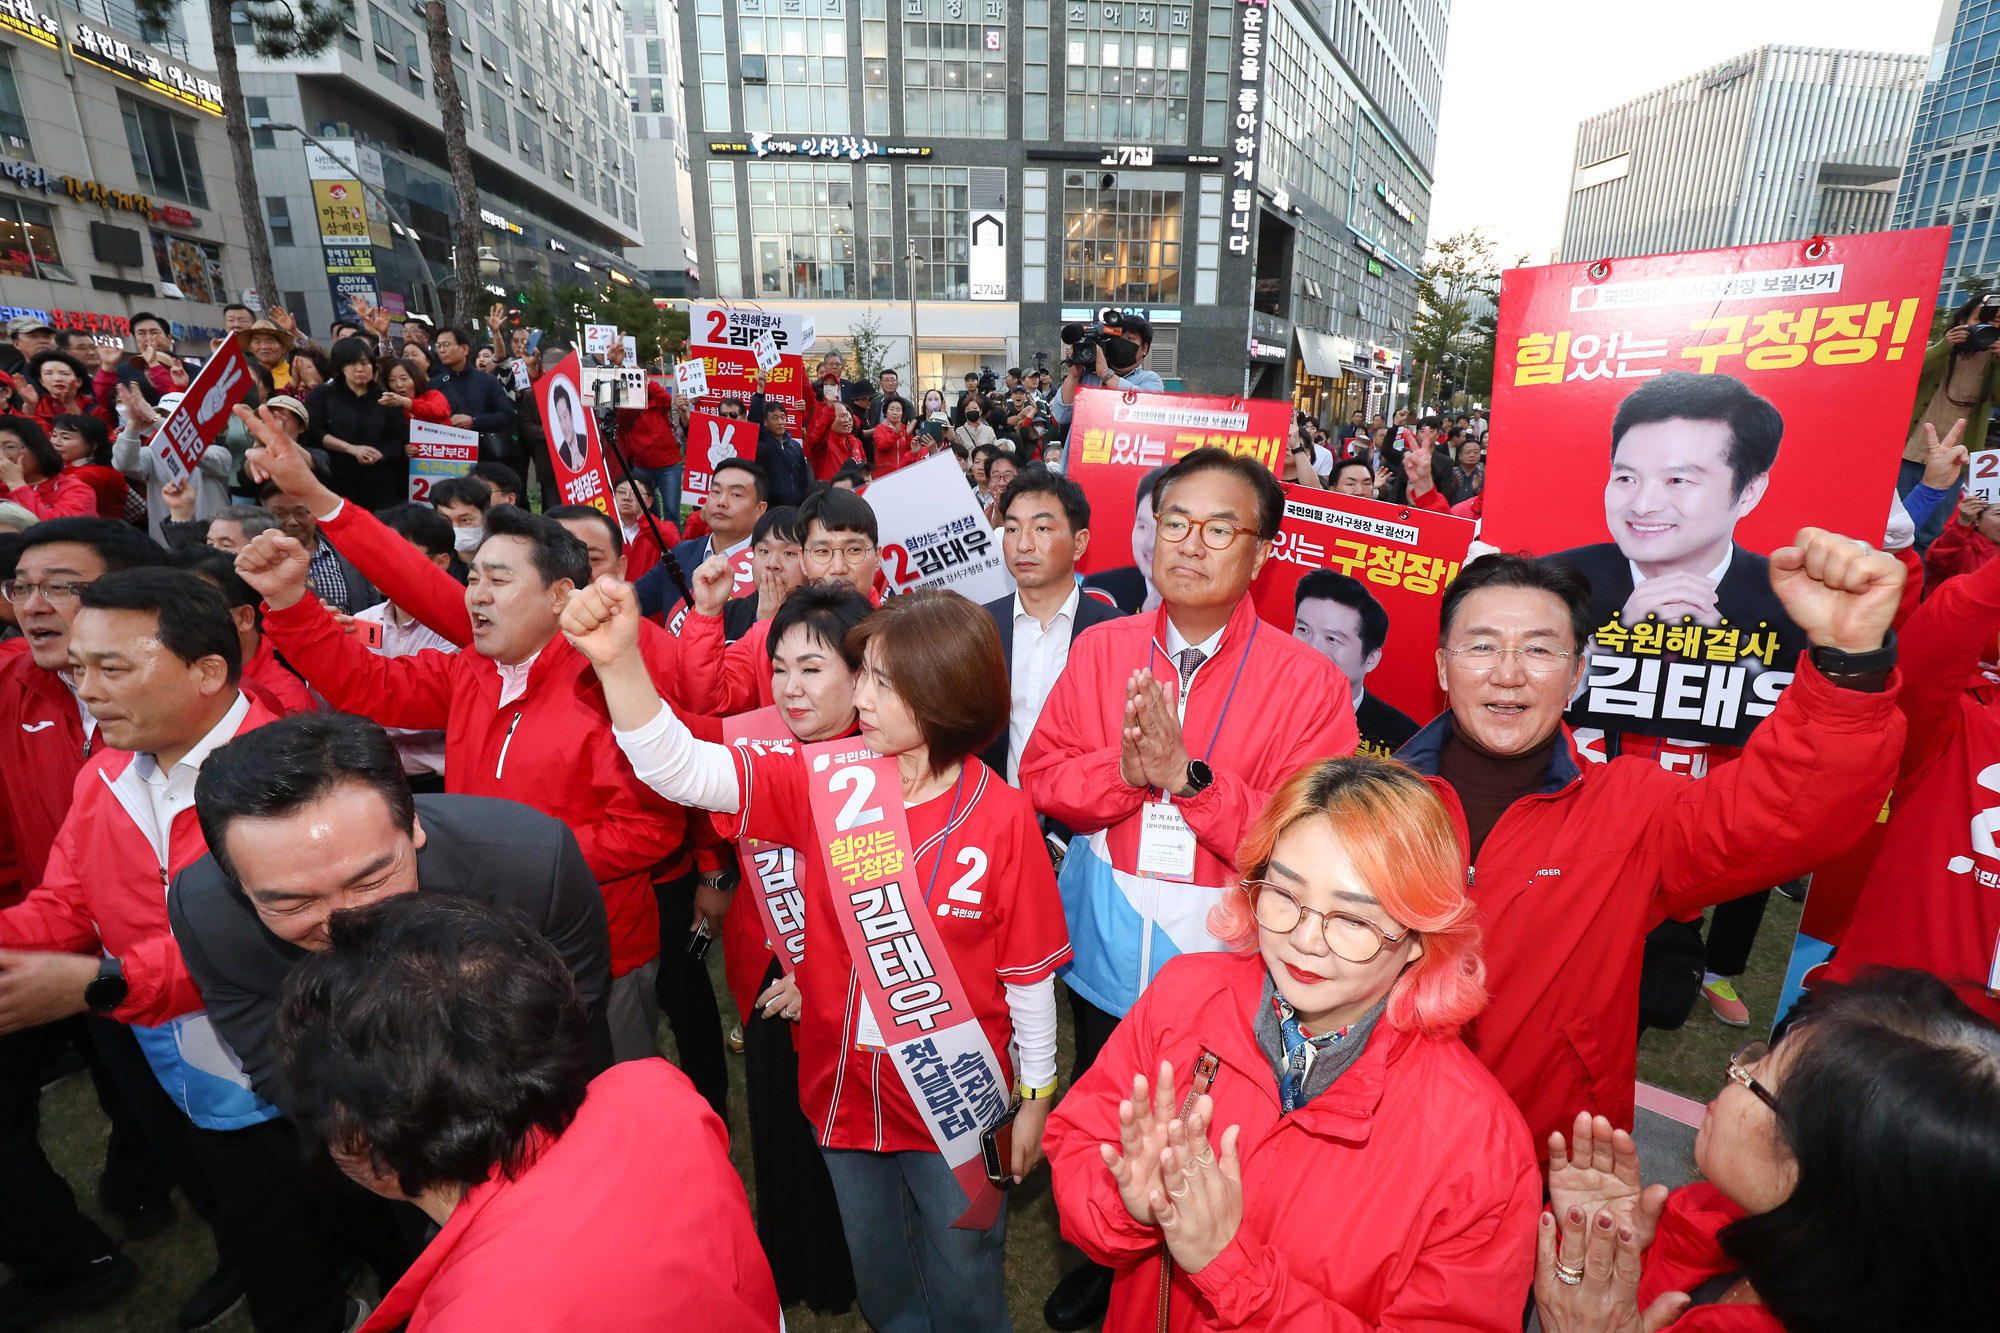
[1486,229,1948,746]
[536,353,616,513]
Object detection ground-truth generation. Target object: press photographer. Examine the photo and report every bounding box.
[1050,309,1164,426]
[1904,291,2000,545]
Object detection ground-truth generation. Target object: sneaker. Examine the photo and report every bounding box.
[1774,876,1807,903]
[175,1267,244,1331]
[1702,976,1751,1027]
[726,1024,744,1054]
[0,1253,138,1332]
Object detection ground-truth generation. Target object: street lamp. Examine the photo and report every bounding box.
[905,243,924,387]
[263,121,446,317]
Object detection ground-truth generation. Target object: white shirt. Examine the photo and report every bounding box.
[58,671,98,744]
[705,534,753,565]
[129,692,249,855]
[1311,443,1334,478]
[1627,545,1733,591]
[494,647,543,709]
[1007,583,1081,785]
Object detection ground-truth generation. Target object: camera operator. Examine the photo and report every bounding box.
[1905,292,2000,546]
[1050,311,1165,426]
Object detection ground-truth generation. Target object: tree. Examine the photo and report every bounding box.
[420,3,482,327]
[1410,229,1502,413]
[845,311,902,386]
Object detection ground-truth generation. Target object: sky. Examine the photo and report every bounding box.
[1426,0,1948,266]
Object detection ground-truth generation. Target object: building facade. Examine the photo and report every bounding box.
[212,0,645,336]
[1560,45,1924,265]
[0,0,251,351]
[1891,0,2000,310]
[621,0,699,297]
[681,0,1441,413]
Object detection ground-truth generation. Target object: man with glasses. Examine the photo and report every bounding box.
[1018,448,1356,1331]
[1393,541,1904,1173]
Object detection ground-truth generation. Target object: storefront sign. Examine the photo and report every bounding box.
[1374,182,1414,225]
[1227,0,1266,256]
[1099,144,1155,167]
[1058,305,1182,325]
[480,207,523,235]
[709,134,932,160]
[1248,336,1287,362]
[71,24,225,116]
[0,158,53,193]
[153,204,197,228]
[968,211,1005,301]
[0,0,56,49]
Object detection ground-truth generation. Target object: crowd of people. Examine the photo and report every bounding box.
[0,298,1994,1333]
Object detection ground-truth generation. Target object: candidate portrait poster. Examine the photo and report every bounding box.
[1064,387,1288,612]
[535,352,617,514]
[1485,228,1947,746]
[1249,485,1474,754]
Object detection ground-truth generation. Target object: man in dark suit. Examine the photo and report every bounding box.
[978,467,1123,784]
[635,456,770,620]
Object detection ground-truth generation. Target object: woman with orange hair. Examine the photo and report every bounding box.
[1044,756,1541,1332]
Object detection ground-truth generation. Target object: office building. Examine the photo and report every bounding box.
[212,0,645,335]
[0,0,251,350]
[681,0,1443,412]
[1561,45,1924,265]
[1892,0,2000,309]
[621,0,699,297]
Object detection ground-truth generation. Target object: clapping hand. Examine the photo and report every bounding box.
[1122,668,1190,793]
[1534,1205,1689,1333]
[1099,1061,1205,1228]
[1154,1113,1243,1274]
[1547,1113,1668,1254]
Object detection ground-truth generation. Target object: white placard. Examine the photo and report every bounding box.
[584,323,618,355]
[675,358,710,400]
[752,330,781,372]
[622,335,638,363]
[799,316,817,351]
[1968,449,2000,505]
[969,211,1006,301]
[862,452,1010,603]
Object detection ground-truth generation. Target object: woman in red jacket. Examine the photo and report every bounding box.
[19,351,113,433]
[871,398,923,476]
[377,357,451,425]
[1925,490,2000,587]
[1044,756,1539,1332]
[0,416,95,519]
[49,412,130,519]
[1533,970,2000,1333]
[281,893,780,1332]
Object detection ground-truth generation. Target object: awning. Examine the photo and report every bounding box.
[1296,329,1343,379]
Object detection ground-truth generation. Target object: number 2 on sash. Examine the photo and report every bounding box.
[830,764,886,830]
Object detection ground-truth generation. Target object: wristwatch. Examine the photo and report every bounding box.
[1017,1077,1060,1101]
[84,956,127,1016]
[1177,760,1215,799]
[1809,630,1897,684]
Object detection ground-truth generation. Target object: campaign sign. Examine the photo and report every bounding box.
[1968,448,2000,505]
[534,353,617,513]
[407,420,479,503]
[683,410,759,500]
[1249,485,1474,753]
[1486,228,1946,746]
[149,339,253,485]
[1064,387,1289,610]
[583,323,618,356]
[674,357,710,401]
[690,302,809,432]
[863,452,1009,603]
[752,330,781,372]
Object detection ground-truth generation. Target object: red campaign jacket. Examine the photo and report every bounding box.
[361,1060,778,1333]
[1044,952,1539,1333]
[615,379,682,470]
[1925,517,2000,587]
[1636,1185,1779,1332]
[0,651,92,907]
[1410,488,1451,513]
[1820,552,2000,1018]
[0,697,279,1025]
[871,422,923,476]
[0,472,95,519]
[802,397,864,481]
[242,635,317,715]
[1397,656,1903,1155]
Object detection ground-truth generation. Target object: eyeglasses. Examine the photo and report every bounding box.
[1442,642,1577,674]
[1157,515,1260,551]
[1244,880,1412,964]
[2,578,93,606]
[804,542,876,565]
[1726,1042,1779,1112]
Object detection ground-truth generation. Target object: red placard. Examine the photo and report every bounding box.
[534,352,617,514]
[1249,485,1474,749]
[1064,387,1289,577]
[148,338,253,484]
[682,409,762,500]
[688,346,810,434]
[1485,228,1947,745]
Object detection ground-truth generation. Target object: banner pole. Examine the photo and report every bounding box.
[597,381,695,611]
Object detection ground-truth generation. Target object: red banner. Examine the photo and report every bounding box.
[1485,228,1947,746]
[683,409,762,501]
[1064,387,1289,580]
[726,708,808,976]
[535,352,618,514]
[149,339,252,485]
[1249,485,1474,751]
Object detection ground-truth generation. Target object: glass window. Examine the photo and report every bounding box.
[0,47,32,155]
[708,159,742,297]
[121,98,210,210]
[906,166,969,298]
[738,0,850,134]
[745,160,856,299]
[516,110,544,169]
[1064,0,1193,144]
[900,0,1008,139]
[480,85,510,148]
[152,231,226,304]
[867,162,893,298]
[266,194,294,246]
[1062,173,1183,304]
[0,198,62,281]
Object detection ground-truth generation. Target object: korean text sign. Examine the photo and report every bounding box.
[534,353,617,514]
[1065,387,1289,575]
[690,302,808,432]
[407,420,479,504]
[862,452,1009,603]
[682,410,759,500]
[1484,229,1946,745]
[149,340,252,485]
[1249,486,1473,750]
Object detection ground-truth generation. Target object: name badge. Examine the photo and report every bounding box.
[854,993,889,1053]
[1137,800,1197,881]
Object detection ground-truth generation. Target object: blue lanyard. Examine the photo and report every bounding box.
[1148,619,1258,784]
[919,766,969,905]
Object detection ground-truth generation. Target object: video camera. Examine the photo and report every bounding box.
[1061,309,1143,373]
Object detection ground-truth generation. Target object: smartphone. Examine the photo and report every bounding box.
[527,329,544,353]
[686,916,714,962]
[979,1098,1022,1186]
[356,619,385,650]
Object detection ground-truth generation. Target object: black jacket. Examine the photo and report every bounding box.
[166,794,614,1109]
[303,379,409,511]
[744,392,813,506]
[431,365,517,436]
[977,588,1125,781]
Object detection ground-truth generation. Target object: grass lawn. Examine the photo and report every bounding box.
[13,893,1801,1332]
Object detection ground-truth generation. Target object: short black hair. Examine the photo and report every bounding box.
[222,303,253,320]
[971,442,1002,467]
[195,712,415,878]
[374,502,453,558]
[546,503,623,556]
[798,484,877,544]
[712,456,772,504]
[767,583,873,668]
[176,546,259,612]
[468,461,524,499]
[1610,371,1783,499]
[15,515,162,572]
[1418,415,1443,432]
[1329,458,1372,488]
[78,567,240,683]
[751,505,803,547]
[428,477,491,513]
[478,504,589,588]
[1152,447,1285,541]
[434,326,472,349]
[614,473,656,506]
[129,311,170,337]
[1439,552,1594,650]
[1295,570,1390,657]
[328,336,375,373]
[330,318,361,338]
[278,893,589,1197]
[0,414,65,479]
[1133,464,1170,507]
[831,461,872,489]
[996,465,1090,533]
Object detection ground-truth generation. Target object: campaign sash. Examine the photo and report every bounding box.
[802,736,1008,1229]
[725,707,807,973]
